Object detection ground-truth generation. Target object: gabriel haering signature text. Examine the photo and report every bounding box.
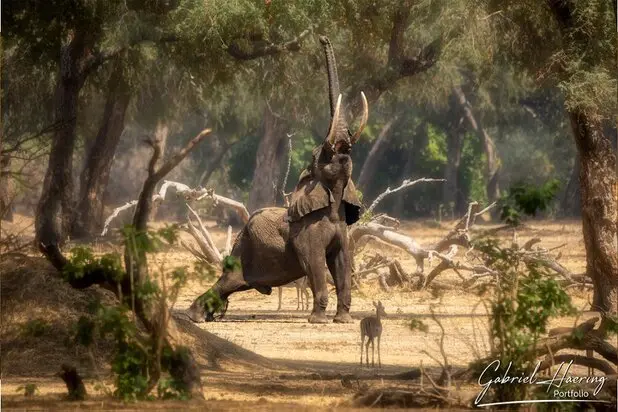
[475,359,608,406]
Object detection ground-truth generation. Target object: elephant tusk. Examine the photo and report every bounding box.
[350,91,368,144]
[326,94,342,146]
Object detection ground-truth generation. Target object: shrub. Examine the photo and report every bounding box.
[472,238,575,405]
[499,179,560,225]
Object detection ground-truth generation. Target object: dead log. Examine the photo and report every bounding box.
[538,354,617,375]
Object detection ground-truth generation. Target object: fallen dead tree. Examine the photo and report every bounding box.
[349,189,593,294]
[349,200,498,290]
[101,181,249,236]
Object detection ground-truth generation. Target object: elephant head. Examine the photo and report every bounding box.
[287,36,369,226]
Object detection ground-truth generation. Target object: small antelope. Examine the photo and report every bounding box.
[277,277,310,311]
[360,300,386,368]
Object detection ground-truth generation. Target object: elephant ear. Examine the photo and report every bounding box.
[343,179,362,225]
[287,175,333,222]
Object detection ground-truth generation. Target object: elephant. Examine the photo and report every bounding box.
[187,36,369,324]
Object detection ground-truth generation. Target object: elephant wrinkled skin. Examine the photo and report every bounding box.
[187,36,368,324]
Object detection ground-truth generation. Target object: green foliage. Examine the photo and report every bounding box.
[4,0,600,226]
[355,189,364,203]
[86,299,193,401]
[192,260,217,281]
[358,210,373,225]
[228,134,260,191]
[21,319,50,338]
[459,134,488,206]
[286,133,320,190]
[15,383,39,397]
[63,247,124,284]
[73,316,96,347]
[222,255,241,272]
[159,346,195,399]
[157,377,189,401]
[228,131,316,198]
[499,179,560,225]
[422,124,448,168]
[196,289,227,317]
[409,319,429,333]
[156,224,181,245]
[112,341,151,401]
[601,315,618,336]
[136,278,160,303]
[533,382,583,411]
[65,224,204,401]
[473,238,575,404]
[487,0,616,119]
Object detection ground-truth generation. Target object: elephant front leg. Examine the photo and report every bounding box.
[187,269,248,323]
[298,255,330,324]
[327,247,353,323]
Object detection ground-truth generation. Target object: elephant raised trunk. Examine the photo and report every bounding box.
[319,36,368,148]
[319,36,343,120]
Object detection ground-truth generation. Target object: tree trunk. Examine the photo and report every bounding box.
[452,86,501,203]
[149,122,169,221]
[561,157,581,216]
[570,110,618,314]
[442,118,465,217]
[35,33,89,245]
[247,106,286,212]
[357,116,398,195]
[197,140,235,187]
[71,59,131,238]
[0,155,14,222]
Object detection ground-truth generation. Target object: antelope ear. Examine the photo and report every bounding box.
[343,179,362,225]
[287,177,333,222]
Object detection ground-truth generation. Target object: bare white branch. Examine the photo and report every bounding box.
[475,201,497,218]
[186,204,222,263]
[101,200,138,236]
[366,178,445,215]
[196,190,250,223]
[101,180,250,235]
[224,225,233,256]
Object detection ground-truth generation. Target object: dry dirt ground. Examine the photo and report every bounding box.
[0,214,605,410]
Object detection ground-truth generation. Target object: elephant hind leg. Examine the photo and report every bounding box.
[187,269,249,323]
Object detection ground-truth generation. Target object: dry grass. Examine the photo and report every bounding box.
[0,253,117,377]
